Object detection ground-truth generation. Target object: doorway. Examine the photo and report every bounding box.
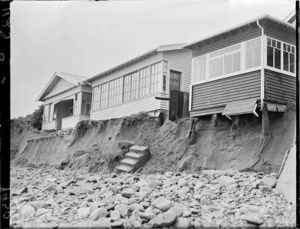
[169,70,183,121]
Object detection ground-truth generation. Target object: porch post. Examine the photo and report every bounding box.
[78,92,82,115]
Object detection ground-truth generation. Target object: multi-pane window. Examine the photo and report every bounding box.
[123,74,131,102]
[208,44,241,78]
[131,72,139,100]
[283,43,295,73]
[123,72,139,102]
[194,55,206,82]
[92,61,164,111]
[267,37,281,69]
[92,86,100,110]
[224,44,241,74]
[139,67,150,97]
[246,37,261,69]
[150,62,162,94]
[108,77,123,106]
[99,83,109,109]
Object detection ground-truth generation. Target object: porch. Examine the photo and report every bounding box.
[42,92,92,130]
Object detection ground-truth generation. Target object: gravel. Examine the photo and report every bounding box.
[10,167,296,228]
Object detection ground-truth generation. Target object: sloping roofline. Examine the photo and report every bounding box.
[183,14,295,49]
[36,71,88,102]
[87,43,186,83]
[284,9,296,23]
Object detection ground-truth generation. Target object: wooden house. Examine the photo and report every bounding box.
[184,15,296,121]
[87,44,192,121]
[37,72,92,130]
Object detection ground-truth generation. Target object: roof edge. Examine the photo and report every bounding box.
[87,43,186,83]
[183,14,295,48]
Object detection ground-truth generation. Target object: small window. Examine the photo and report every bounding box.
[163,75,166,91]
[69,107,73,116]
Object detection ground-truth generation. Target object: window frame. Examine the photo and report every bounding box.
[264,36,296,76]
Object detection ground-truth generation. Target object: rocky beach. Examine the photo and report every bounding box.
[10,167,296,228]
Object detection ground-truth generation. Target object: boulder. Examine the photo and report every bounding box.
[149,212,177,227]
[152,197,172,212]
[115,204,129,218]
[178,178,188,187]
[240,214,264,226]
[173,218,191,228]
[89,218,111,229]
[167,204,184,217]
[20,205,35,219]
[110,209,121,220]
[77,207,90,219]
[90,207,108,220]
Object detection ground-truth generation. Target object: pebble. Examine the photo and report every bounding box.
[152,197,172,212]
[77,207,90,219]
[9,167,296,228]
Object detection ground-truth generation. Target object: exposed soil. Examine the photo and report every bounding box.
[11,104,296,175]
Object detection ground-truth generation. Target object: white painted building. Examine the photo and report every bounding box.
[37,72,92,130]
[88,43,192,120]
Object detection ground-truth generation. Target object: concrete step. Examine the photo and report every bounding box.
[130,145,149,154]
[120,158,139,166]
[115,164,133,173]
[125,152,144,160]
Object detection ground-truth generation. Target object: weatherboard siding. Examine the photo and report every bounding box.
[264,69,296,104]
[90,93,165,120]
[190,70,261,117]
[162,49,192,92]
[264,20,295,45]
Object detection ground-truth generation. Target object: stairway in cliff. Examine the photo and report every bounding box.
[115,145,151,173]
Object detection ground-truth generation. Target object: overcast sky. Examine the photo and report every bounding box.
[10,0,295,118]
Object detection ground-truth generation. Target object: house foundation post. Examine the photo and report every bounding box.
[262,103,270,136]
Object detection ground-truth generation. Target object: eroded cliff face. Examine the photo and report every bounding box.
[11,105,296,174]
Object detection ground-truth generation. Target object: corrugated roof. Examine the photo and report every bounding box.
[183,14,295,49]
[87,43,186,82]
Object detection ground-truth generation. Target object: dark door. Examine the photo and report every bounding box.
[169,70,183,121]
[170,70,181,91]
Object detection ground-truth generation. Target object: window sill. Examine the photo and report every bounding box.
[264,66,296,77]
[191,67,261,86]
[91,91,164,112]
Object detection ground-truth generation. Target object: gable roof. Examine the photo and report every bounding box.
[37,71,88,102]
[183,14,295,49]
[87,43,186,82]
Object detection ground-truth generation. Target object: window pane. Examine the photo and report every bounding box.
[215,57,223,77]
[253,46,261,67]
[290,53,295,73]
[274,48,281,69]
[246,48,253,69]
[283,51,289,71]
[232,52,240,72]
[224,54,232,74]
[267,46,274,67]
